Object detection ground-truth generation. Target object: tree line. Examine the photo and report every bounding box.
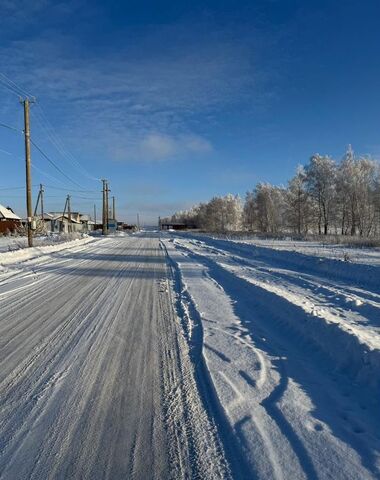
[163,147,380,237]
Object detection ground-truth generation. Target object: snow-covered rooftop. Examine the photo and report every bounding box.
[0,204,21,221]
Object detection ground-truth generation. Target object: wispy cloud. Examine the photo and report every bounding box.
[110,133,212,162]
[0,5,272,164]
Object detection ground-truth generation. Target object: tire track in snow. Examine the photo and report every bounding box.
[164,235,380,480]
[0,234,230,479]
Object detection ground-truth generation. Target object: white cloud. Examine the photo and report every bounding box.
[139,134,178,159]
[138,133,213,160]
[109,133,213,162]
[0,14,273,164]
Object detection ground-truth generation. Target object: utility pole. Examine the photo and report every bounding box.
[94,204,97,225]
[40,184,44,221]
[33,185,41,217]
[137,213,140,231]
[67,195,72,233]
[105,181,110,231]
[22,98,34,247]
[102,179,107,235]
[112,196,116,220]
[62,195,68,233]
[33,184,45,228]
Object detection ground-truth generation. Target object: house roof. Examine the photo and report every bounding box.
[46,212,81,223]
[0,204,21,220]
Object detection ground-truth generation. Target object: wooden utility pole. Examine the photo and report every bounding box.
[62,195,68,232]
[67,195,72,233]
[137,213,140,231]
[102,179,107,235]
[33,186,41,217]
[105,181,110,231]
[40,183,44,221]
[22,98,34,247]
[94,204,97,225]
[112,196,116,220]
[33,184,45,224]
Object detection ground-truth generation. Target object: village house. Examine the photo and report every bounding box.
[34,212,96,234]
[0,204,21,234]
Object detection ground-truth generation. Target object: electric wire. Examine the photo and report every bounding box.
[0,78,21,98]
[0,73,109,218]
[33,102,101,182]
[0,147,12,155]
[43,185,99,193]
[0,75,99,189]
[30,139,84,189]
[31,163,68,187]
[0,186,29,191]
[0,72,33,98]
[0,121,22,133]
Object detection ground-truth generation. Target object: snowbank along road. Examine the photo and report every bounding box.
[1,231,379,479]
[162,233,380,480]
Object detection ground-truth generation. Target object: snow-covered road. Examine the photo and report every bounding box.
[162,233,380,480]
[1,232,379,479]
[0,234,229,479]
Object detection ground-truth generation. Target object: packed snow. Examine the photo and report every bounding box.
[0,234,229,479]
[225,236,380,266]
[1,231,379,479]
[161,232,380,479]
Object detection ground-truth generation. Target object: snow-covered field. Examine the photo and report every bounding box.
[1,232,379,479]
[162,232,380,479]
[235,237,380,266]
[191,233,380,266]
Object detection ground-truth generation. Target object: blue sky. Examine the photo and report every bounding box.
[1,0,380,224]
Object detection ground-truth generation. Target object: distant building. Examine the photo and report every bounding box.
[160,221,196,231]
[36,212,93,234]
[0,204,21,234]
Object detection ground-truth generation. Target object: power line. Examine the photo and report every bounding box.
[0,120,89,192]
[0,72,33,98]
[0,78,21,98]
[30,139,84,189]
[0,147,12,155]
[0,195,26,198]
[31,163,68,187]
[33,102,101,183]
[70,195,100,200]
[43,184,100,193]
[0,185,38,191]
[0,121,22,133]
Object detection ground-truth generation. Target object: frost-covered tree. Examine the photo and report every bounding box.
[164,146,380,237]
[243,191,256,231]
[285,165,311,234]
[354,157,377,236]
[255,183,285,233]
[222,194,242,231]
[336,147,354,235]
[197,194,242,232]
[336,146,377,235]
[373,167,380,236]
[305,154,337,235]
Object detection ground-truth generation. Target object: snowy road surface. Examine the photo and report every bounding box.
[0,234,229,479]
[1,232,380,479]
[162,233,380,480]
